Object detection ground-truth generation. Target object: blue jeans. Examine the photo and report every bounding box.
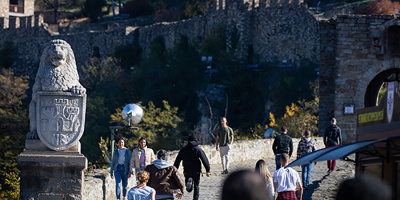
[115,164,128,199]
[301,163,313,186]
[275,154,281,170]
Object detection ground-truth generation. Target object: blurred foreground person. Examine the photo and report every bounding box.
[127,171,156,200]
[146,149,184,200]
[336,175,391,200]
[174,135,211,200]
[221,170,271,200]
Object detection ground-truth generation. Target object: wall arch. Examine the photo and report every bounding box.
[355,61,400,109]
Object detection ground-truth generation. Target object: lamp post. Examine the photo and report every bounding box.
[109,104,143,163]
[201,56,213,80]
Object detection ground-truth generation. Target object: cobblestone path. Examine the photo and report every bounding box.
[181,156,355,200]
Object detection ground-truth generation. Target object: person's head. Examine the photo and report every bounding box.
[221,117,227,127]
[221,170,271,200]
[331,118,337,125]
[304,130,312,137]
[188,135,196,142]
[137,170,150,184]
[117,137,126,149]
[280,153,290,167]
[336,175,391,200]
[138,137,147,149]
[157,149,168,160]
[255,159,272,181]
[281,126,288,134]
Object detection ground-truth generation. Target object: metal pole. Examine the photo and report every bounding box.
[110,128,115,164]
[111,0,116,17]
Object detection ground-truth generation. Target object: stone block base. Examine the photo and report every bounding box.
[18,150,87,200]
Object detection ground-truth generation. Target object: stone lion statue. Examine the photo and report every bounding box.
[28,39,86,139]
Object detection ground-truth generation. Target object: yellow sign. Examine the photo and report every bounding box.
[358,109,384,124]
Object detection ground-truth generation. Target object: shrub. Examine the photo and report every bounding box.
[355,0,400,15]
[121,0,155,18]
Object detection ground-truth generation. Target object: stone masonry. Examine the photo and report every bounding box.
[0,0,320,78]
[318,14,400,143]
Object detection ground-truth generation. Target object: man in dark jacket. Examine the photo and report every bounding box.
[146,149,184,200]
[272,126,293,170]
[323,118,342,173]
[174,136,211,200]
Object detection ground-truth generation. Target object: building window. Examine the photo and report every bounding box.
[9,0,24,13]
[387,25,400,57]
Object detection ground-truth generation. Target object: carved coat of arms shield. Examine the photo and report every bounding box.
[36,92,86,151]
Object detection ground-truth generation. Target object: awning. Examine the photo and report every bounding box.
[286,138,391,168]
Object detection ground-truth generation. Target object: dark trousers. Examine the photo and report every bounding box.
[185,172,201,200]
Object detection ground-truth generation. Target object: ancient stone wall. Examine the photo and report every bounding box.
[0,0,320,78]
[319,14,400,143]
[83,137,325,200]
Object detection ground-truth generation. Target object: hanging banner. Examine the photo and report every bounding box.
[387,82,394,123]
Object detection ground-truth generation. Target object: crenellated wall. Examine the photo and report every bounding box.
[0,0,320,77]
[83,137,325,200]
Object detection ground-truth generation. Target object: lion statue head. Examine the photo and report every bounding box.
[34,39,85,93]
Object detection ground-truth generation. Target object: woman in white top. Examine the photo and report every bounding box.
[130,137,155,181]
[255,159,275,200]
[127,171,156,200]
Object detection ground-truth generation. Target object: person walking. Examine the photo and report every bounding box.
[273,153,303,200]
[127,171,156,200]
[145,149,184,200]
[174,135,212,200]
[297,130,317,190]
[272,126,293,170]
[130,137,156,181]
[255,160,275,200]
[110,137,132,200]
[323,118,342,173]
[215,117,234,174]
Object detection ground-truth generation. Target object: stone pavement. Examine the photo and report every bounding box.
[180,155,355,200]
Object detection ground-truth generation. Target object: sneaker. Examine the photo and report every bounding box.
[186,178,193,192]
[225,170,229,174]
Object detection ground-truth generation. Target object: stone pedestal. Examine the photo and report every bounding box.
[18,150,87,200]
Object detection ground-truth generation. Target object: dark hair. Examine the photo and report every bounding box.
[280,153,289,164]
[281,126,287,133]
[331,118,337,123]
[336,175,391,200]
[117,137,126,144]
[188,135,196,141]
[157,149,168,160]
[138,137,148,147]
[305,130,311,136]
[221,170,270,200]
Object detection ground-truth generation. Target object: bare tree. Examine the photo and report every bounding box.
[35,0,74,24]
[205,96,216,140]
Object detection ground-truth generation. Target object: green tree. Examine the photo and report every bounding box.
[110,100,183,150]
[79,57,132,162]
[0,68,29,199]
[84,0,106,23]
[267,81,319,138]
